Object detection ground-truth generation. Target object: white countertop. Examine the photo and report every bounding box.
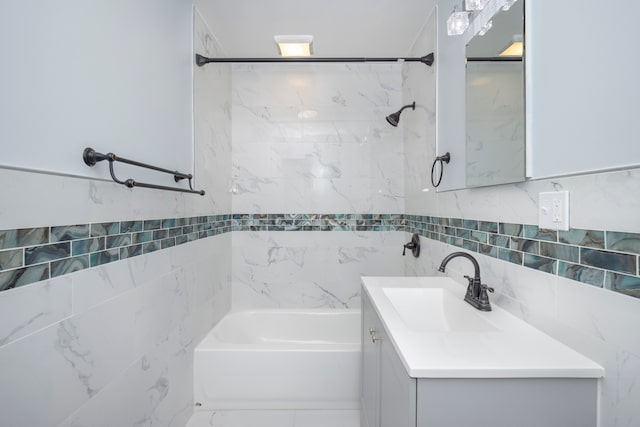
[362,276,605,379]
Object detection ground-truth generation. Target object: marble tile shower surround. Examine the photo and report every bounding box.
[231,228,406,310]
[231,63,404,214]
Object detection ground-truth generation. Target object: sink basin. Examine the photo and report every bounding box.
[382,287,498,332]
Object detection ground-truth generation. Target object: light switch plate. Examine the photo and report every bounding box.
[538,191,569,231]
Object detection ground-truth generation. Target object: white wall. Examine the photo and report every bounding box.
[405,4,640,426]
[230,63,406,309]
[526,0,640,178]
[0,0,194,183]
[0,6,232,426]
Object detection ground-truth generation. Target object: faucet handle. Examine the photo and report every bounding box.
[481,284,494,293]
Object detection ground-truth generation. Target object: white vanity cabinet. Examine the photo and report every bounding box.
[361,291,416,427]
[360,280,602,427]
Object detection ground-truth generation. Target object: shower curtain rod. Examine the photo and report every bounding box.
[195,52,434,67]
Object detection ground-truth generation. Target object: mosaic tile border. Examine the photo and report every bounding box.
[0,215,231,292]
[231,213,405,232]
[403,215,640,299]
[1,213,638,299]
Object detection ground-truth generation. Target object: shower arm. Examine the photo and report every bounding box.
[195,53,434,67]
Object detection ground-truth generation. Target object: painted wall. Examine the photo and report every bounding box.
[0,6,232,426]
[230,63,406,309]
[404,6,640,427]
[526,1,640,178]
[0,0,194,182]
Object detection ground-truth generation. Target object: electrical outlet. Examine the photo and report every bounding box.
[538,191,569,231]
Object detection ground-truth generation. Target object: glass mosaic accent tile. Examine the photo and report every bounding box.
[581,248,636,275]
[91,222,120,237]
[72,237,105,256]
[0,249,23,271]
[524,254,557,274]
[606,231,640,255]
[0,213,638,301]
[50,225,90,242]
[0,215,231,292]
[559,229,605,249]
[0,227,48,250]
[403,214,640,300]
[605,272,640,297]
[120,221,143,233]
[540,242,579,263]
[25,243,70,265]
[558,262,604,287]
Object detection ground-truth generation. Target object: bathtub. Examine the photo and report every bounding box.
[194,309,361,410]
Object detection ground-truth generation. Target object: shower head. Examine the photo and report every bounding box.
[385,102,416,127]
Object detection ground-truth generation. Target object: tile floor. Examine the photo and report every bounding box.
[185,410,360,427]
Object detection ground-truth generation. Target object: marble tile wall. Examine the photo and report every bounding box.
[232,229,405,310]
[230,63,407,309]
[0,9,233,426]
[0,234,231,427]
[231,214,406,309]
[403,12,640,427]
[231,62,404,214]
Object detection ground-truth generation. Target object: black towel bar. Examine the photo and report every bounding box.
[83,147,205,196]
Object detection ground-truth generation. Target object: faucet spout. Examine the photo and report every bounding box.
[438,252,492,311]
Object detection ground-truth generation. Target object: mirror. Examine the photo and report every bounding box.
[464,1,525,188]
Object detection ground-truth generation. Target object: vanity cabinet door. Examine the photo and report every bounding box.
[379,334,416,427]
[361,292,382,427]
[362,290,417,427]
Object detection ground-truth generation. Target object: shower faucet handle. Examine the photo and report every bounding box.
[402,233,421,257]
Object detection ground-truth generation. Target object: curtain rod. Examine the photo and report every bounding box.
[195,53,434,67]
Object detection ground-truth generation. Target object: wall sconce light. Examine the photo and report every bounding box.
[478,20,493,36]
[447,7,471,36]
[448,0,519,36]
[502,0,518,11]
[465,0,490,11]
[274,35,314,57]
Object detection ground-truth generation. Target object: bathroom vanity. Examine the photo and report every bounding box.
[360,276,604,427]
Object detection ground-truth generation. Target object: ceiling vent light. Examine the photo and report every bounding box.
[499,34,524,57]
[274,35,314,57]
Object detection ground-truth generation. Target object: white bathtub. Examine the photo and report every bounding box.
[194,309,361,410]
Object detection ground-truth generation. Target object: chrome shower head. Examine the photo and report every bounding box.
[385,102,416,127]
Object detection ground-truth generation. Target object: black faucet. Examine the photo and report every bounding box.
[438,252,494,311]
